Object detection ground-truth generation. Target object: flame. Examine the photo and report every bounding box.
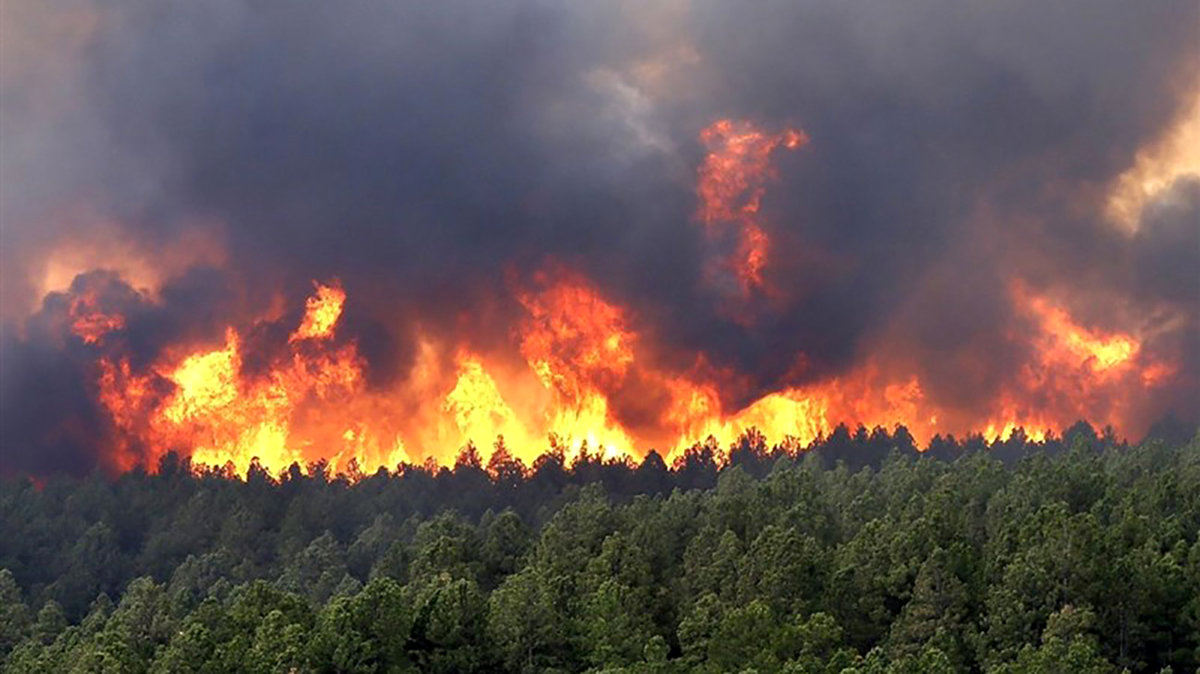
[696,119,808,295]
[160,330,244,425]
[290,280,346,342]
[516,271,637,458]
[974,283,1167,440]
[78,270,1176,476]
[659,366,934,453]
[1020,288,1139,374]
[69,293,125,344]
[44,119,1187,477]
[518,271,635,398]
[93,282,406,475]
[95,358,160,472]
[442,353,530,453]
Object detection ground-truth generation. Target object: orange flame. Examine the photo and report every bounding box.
[516,271,637,457]
[1020,288,1138,373]
[976,283,1168,441]
[82,272,1172,476]
[518,271,635,399]
[69,293,125,344]
[442,353,529,454]
[94,282,407,475]
[290,280,346,342]
[57,118,1186,477]
[697,119,808,294]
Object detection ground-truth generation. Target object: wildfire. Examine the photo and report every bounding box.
[1020,290,1138,373]
[26,119,1184,478]
[442,354,528,454]
[518,271,635,400]
[516,271,637,457]
[975,284,1166,440]
[696,119,808,295]
[290,281,346,342]
[74,270,1174,476]
[160,329,243,425]
[91,282,390,474]
[69,294,125,345]
[660,366,933,453]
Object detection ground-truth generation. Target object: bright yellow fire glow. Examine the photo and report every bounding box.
[290,280,346,342]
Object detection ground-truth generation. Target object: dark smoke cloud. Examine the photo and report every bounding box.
[2,0,1198,474]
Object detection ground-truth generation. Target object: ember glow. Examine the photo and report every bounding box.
[2,2,1197,477]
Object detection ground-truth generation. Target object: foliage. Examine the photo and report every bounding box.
[1,424,1197,672]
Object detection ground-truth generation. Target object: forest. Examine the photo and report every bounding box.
[1,422,1198,673]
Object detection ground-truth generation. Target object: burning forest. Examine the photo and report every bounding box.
[5,4,1200,673]
[2,1,1199,478]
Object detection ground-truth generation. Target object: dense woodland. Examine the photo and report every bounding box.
[1,422,1198,673]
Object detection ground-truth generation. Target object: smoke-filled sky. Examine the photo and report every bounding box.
[2,0,1198,475]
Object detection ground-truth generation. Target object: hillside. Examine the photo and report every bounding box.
[2,426,1197,672]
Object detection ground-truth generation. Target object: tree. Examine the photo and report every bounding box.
[884,548,971,668]
[309,577,416,673]
[737,525,825,617]
[0,569,30,656]
[991,637,1117,674]
[212,581,313,672]
[408,577,490,673]
[479,510,531,590]
[579,578,655,669]
[277,530,351,605]
[409,513,482,586]
[31,600,68,647]
[488,567,566,672]
[1,427,1197,672]
[244,608,310,673]
[104,577,176,669]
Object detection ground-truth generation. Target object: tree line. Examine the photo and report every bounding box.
[1,421,1198,672]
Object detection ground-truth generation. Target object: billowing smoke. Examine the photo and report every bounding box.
[2,0,1198,475]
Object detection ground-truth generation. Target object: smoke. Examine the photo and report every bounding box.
[2,0,1198,474]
